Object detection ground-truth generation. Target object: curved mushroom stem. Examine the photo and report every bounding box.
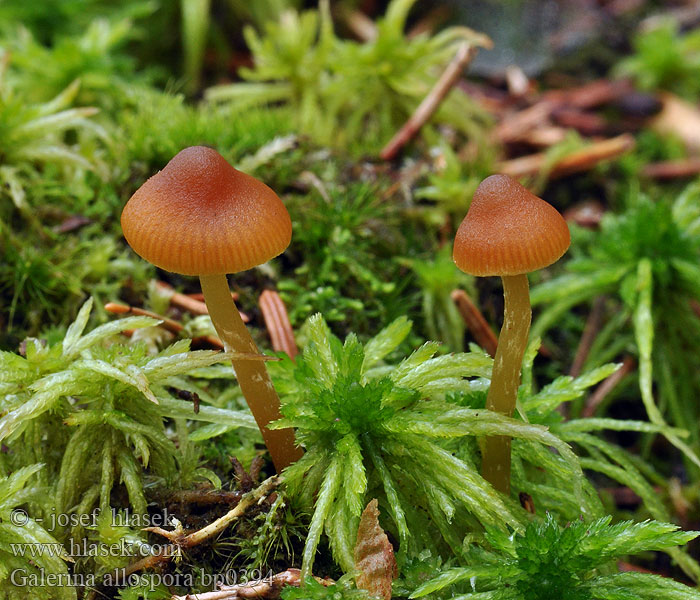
[481,273,531,495]
[199,273,303,472]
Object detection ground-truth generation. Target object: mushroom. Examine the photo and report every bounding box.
[453,174,570,494]
[121,146,302,472]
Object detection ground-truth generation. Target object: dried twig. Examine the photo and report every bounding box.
[551,107,607,136]
[146,476,280,548]
[543,78,632,110]
[582,355,636,418]
[494,101,554,144]
[167,488,243,507]
[451,289,499,357]
[100,546,175,598]
[642,158,700,179]
[105,301,224,349]
[104,303,274,358]
[523,126,568,148]
[171,568,334,600]
[498,134,635,179]
[380,42,482,160]
[108,476,282,599]
[105,302,186,336]
[156,281,248,321]
[259,290,298,359]
[570,297,606,377]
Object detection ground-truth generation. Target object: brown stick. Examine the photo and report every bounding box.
[498,134,635,179]
[155,280,248,321]
[171,569,334,600]
[380,42,480,160]
[522,126,568,148]
[570,297,606,377]
[105,301,224,349]
[642,158,700,179]
[101,478,281,599]
[494,101,554,144]
[582,356,636,418]
[166,488,243,506]
[259,290,298,359]
[146,476,280,548]
[542,78,633,110]
[105,302,183,334]
[99,546,174,597]
[451,289,499,358]
[552,107,608,136]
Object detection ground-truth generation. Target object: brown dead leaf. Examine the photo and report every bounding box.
[354,499,397,600]
[259,289,298,359]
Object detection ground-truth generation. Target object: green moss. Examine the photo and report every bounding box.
[413,514,700,600]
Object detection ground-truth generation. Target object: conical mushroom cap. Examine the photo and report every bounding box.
[121,146,292,276]
[453,174,570,276]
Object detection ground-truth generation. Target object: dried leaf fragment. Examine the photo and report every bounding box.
[354,499,397,600]
[651,93,700,152]
[260,289,298,359]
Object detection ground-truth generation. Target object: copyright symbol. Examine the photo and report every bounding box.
[10,509,29,527]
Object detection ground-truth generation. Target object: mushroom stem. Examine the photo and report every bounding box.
[481,273,531,495]
[199,273,302,472]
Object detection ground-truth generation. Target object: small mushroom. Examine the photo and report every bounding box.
[453,174,570,494]
[121,146,302,472]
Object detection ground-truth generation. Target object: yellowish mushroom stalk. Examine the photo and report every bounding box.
[200,274,300,472]
[481,274,531,495]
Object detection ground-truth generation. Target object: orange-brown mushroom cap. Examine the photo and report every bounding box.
[121,146,292,276]
[453,174,570,276]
